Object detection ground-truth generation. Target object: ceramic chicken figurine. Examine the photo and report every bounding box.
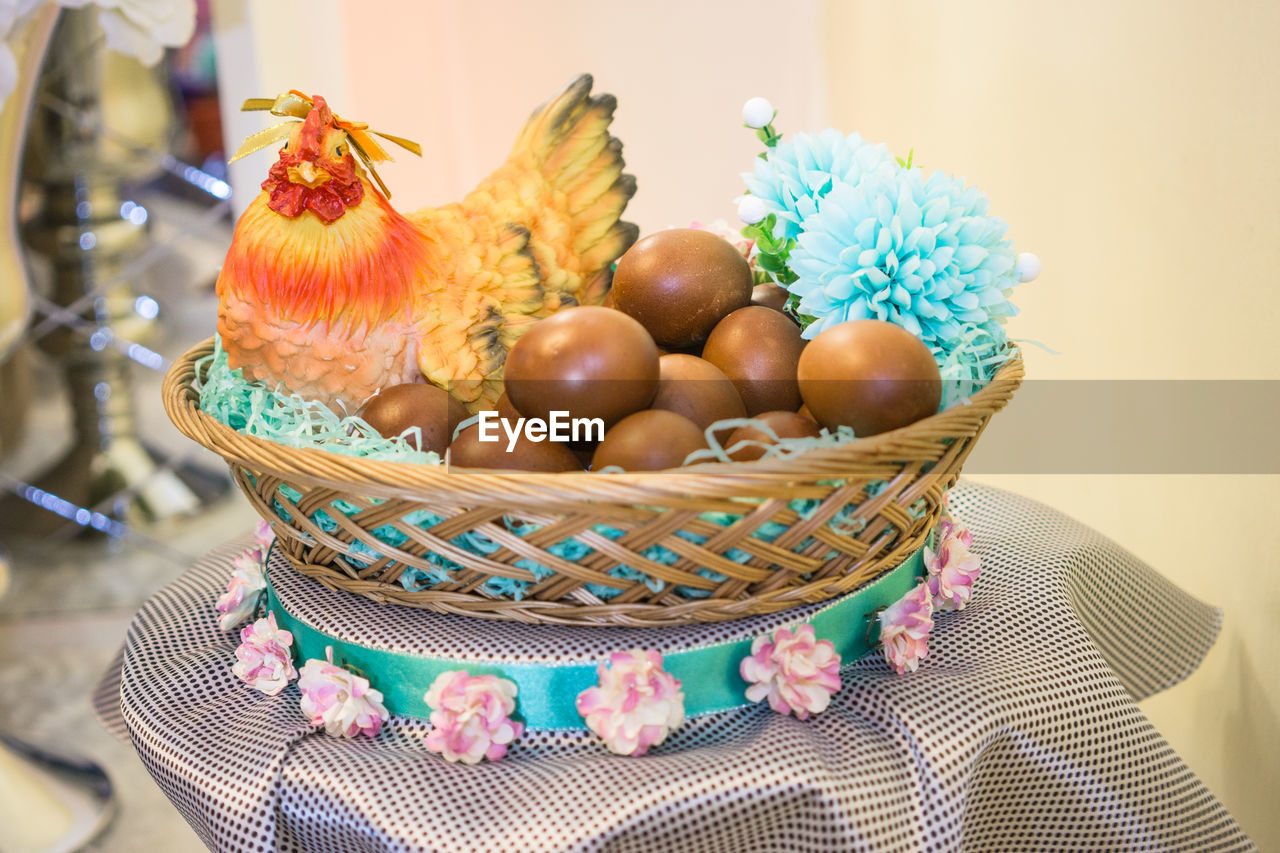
[216,74,638,412]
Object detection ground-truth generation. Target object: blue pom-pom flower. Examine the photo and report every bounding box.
[786,168,1018,355]
[742,129,894,242]
[741,126,1022,367]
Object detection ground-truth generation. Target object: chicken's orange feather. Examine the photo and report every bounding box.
[220,189,439,333]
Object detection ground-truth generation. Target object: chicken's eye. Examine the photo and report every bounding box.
[282,141,289,150]
[334,144,345,157]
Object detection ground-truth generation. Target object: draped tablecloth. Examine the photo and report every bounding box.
[93,482,1255,852]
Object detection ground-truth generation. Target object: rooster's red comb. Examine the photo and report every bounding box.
[229,90,422,198]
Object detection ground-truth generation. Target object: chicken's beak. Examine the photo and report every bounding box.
[287,161,330,188]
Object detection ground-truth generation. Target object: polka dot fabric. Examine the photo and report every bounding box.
[103,482,1254,852]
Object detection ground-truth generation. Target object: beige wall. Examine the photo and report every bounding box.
[825,1,1278,846]
[212,0,831,227]
[212,0,1278,845]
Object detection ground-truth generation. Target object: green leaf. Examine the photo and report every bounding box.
[757,253,785,273]
[784,293,816,327]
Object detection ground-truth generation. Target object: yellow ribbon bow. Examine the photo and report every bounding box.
[229,90,422,199]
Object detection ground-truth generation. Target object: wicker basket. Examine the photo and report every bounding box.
[163,337,1022,627]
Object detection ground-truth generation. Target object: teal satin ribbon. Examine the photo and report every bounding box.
[266,544,926,731]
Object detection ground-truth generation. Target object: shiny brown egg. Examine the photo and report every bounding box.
[723,411,821,461]
[358,383,469,455]
[796,320,942,436]
[495,391,521,422]
[649,354,746,432]
[701,306,806,415]
[447,423,582,472]
[612,228,753,348]
[504,306,660,427]
[592,410,706,471]
[750,282,791,314]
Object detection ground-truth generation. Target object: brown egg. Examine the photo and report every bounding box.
[649,354,746,432]
[612,228,753,348]
[566,440,599,469]
[592,410,706,471]
[723,411,821,461]
[495,391,521,421]
[447,423,582,472]
[797,320,942,436]
[504,306,660,427]
[701,306,806,415]
[750,282,791,313]
[358,383,469,455]
[657,342,705,358]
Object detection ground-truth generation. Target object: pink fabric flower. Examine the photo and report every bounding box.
[215,523,276,631]
[231,612,297,696]
[423,671,524,764]
[576,649,685,756]
[925,516,981,611]
[740,624,842,720]
[253,519,275,550]
[216,547,267,631]
[297,648,389,738]
[879,582,934,674]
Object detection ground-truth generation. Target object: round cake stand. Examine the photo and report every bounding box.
[106,483,1253,852]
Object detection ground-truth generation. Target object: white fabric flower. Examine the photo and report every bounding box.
[0,0,194,112]
[95,0,195,66]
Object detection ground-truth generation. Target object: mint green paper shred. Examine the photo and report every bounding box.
[937,325,1013,410]
[195,339,438,465]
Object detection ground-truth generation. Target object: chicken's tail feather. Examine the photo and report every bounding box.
[426,75,639,410]
[511,74,638,303]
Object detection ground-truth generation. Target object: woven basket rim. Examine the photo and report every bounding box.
[163,336,1024,625]
[163,335,1025,494]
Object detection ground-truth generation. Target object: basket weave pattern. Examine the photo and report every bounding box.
[164,338,1022,627]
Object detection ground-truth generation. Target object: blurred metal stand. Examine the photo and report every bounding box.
[2,7,220,536]
[0,12,121,853]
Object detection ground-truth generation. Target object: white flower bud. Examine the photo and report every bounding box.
[1014,252,1042,283]
[737,196,768,225]
[741,97,774,129]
